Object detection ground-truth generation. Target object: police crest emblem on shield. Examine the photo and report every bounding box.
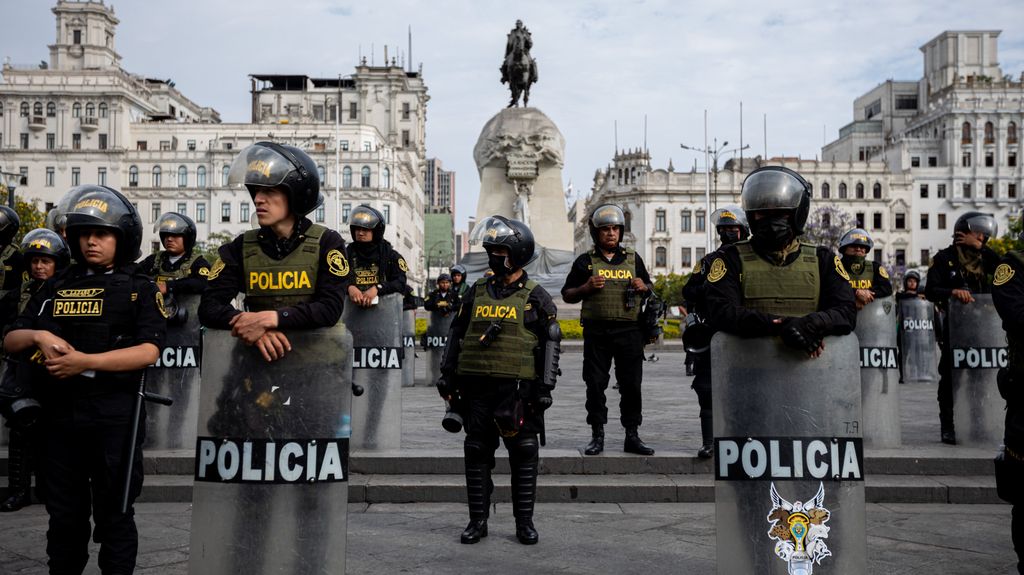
[767,482,832,574]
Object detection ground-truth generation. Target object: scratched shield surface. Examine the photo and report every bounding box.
[344,292,403,450]
[188,326,352,575]
[855,297,901,448]
[402,309,416,387]
[898,298,940,384]
[144,294,202,449]
[425,309,455,390]
[712,333,867,575]
[949,295,1007,447]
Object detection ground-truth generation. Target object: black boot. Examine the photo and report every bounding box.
[624,426,655,456]
[584,425,604,456]
[461,453,491,544]
[697,408,714,459]
[510,437,539,545]
[940,408,957,445]
[1,430,32,512]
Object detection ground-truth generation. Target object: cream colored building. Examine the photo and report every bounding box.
[0,0,428,286]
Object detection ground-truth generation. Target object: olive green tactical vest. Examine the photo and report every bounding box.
[846,259,874,290]
[242,224,324,311]
[456,279,538,380]
[736,241,820,317]
[581,250,639,322]
[1005,251,1024,375]
[17,277,38,315]
[352,260,380,291]
[0,243,15,296]
[154,252,201,283]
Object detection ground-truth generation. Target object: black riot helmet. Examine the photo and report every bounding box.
[349,205,386,242]
[473,215,535,269]
[0,206,20,247]
[710,205,749,243]
[588,204,626,243]
[437,273,452,283]
[954,212,998,243]
[450,264,466,278]
[155,212,197,253]
[904,270,921,289]
[740,166,813,235]
[47,186,92,237]
[838,228,874,253]
[20,228,70,270]
[227,142,323,216]
[63,185,143,266]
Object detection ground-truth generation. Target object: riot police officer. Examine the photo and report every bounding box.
[992,242,1024,572]
[198,142,349,361]
[0,206,24,325]
[138,212,210,297]
[705,166,856,353]
[838,228,892,309]
[1,229,69,512]
[346,205,408,309]
[450,264,470,300]
[424,272,459,317]
[925,211,1000,444]
[681,205,749,459]
[562,204,654,456]
[437,215,559,545]
[4,186,166,573]
[897,270,924,301]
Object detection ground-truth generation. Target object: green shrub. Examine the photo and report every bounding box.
[415,318,427,337]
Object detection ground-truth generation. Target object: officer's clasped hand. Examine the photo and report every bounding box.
[436,376,455,400]
[535,386,553,411]
[780,315,825,358]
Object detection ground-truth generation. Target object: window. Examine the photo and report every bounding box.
[70,168,79,186]
[342,203,351,223]
[920,214,929,229]
[655,246,667,267]
[342,166,352,188]
[855,183,864,199]
[221,202,231,222]
[696,247,706,262]
[986,183,994,198]
[187,139,196,151]
[962,152,972,167]
[937,184,946,198]
[45,167,55,187]
[624,211,632,233]
[72,133,81,150]
[46,102,56,117]
[151,202,161,223]
[176,165,187,187]
[921,249,930,266]
[196,166,206,188]
[98,103,108,118]
[136,140,147,151]
[855,212,865,228]
[895,213,906,229]
[85,103,94,117]
[46,133,55,150]
[129,165,138,187]
[240,202,250,223]
[71,102,81,118]
[382,168,391,188]
[821,182,830,199]
[822,213,831,228]
[20,102,29,117]
[402,130,411,148]
[402,102,411,120]
[655,209,666,232]
[363,141,372,152]
[98,134,107,150]
[152,166,162,188]
[328,104,336,122]
[681,210,692,232]
[962,121,972,144]
[872,213,882,230]
[383,205,391,225]
[838,182,847,198]
[315,204,326,223]
[20,133,28,150]
[222,165,230,186]
[33,102,43,116]
[1010,184,1018,199]
[97,167,106,186]
[312,104,324,122]
[873,183,882,199]
[196,202,206,223]
[928,156,937,167]
[0,102,4,116]
[340,140,349,151]
[223,142,233,151]
[73,29,81,44]
[963,183,972,198]
[895,95,918,110]
[696,210,706,232]
[1010,152,1018,167]
[895,249,906,267]
[360,166,371,187]
[985,152,994,167]
[349,102,357,120]
[911,156,920,167]
[984,122,995,144]
[159,140,171,151]
[920,184,929,198]
[317,165,326,184]
[938,214,947,229]
[681,248,692,267]
[1009,122,1018,144]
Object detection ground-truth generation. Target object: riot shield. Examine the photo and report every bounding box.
[424,309,455,388]
[402,309,416,388]
[144,294,201,449]
[712,333,866,575]
[344,293,403,450]
[188,326,352,575]
[898,298,940,384]
[855,297,901,448]
[949,295,1007,447]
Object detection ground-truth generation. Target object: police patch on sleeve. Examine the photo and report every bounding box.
[834,256,850,281]
[398,257,409,272]
[707,258,727,283]
[994,263,1015,286]
[198,266,211,277]
[156,292,170,319]
[207,258,225,281]
[327,249,350,277]
[694,260,702,274]
[879,265,889,279]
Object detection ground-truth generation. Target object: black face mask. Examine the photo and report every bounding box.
[719,228,742,245]
[842,254,866,275]
[487,253,511,277]
[750,215,794,251]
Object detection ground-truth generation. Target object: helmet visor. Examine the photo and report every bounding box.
[711,205,747,228]
[591,205,625,228]
[227,145,294,192]
[741,170,808,213]
[154,213,189,235]
[470,216,516,246]
[963,214,998,239]
[350,206,381,230]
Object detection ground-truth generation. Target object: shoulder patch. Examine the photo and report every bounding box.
[834,256,851,281]
[327,249,350,277]
[694,260,702,274]
[207,258,225,281]
[707,258,727,283]
[994,263,1015,286]
[155,291,170,319]
[879,265,889,279]
[198,266,211,277]
[398,257,409,273]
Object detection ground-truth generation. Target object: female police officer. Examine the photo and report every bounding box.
[198,142,349,361]
[437,215,560,546]
[4,186,166,573]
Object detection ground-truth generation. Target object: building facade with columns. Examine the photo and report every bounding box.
[0,0,428,286]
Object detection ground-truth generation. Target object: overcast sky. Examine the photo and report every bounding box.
[4,1,1024,230]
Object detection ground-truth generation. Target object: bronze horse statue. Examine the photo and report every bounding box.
[501,22,538,108]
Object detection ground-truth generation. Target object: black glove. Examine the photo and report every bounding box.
[436,375,456,401]
[535,385,553,411]
[780,314,826,355]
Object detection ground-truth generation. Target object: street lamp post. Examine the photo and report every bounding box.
[0,170,23,209]
[680,139,750,247]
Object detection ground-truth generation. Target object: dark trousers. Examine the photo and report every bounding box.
[692,351,713,445]
[938,345,954,429]
[1015,504,1023,575]
[583,329,644,428]
[43,402,144,575]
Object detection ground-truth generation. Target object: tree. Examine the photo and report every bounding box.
[0,186,48,245]
[194,231,235,262]
[802,206,855,252]
[987,216,1024,256]
[652,272,690,306]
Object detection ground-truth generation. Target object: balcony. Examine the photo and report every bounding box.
[28,115,47,131]
[80,116,99,131]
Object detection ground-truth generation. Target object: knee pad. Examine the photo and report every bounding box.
[464,437,493,465]
[506,435,539,461]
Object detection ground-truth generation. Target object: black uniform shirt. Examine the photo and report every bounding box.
[423,288,460,317]
[895,290,922,301]
[0,250,24,326]
[682,252,720,317]
[561,247,652,334]
[925,245,1000,311]
[346,240,408,296]
[198,218,349,330]
[704,244,857,338]
[866,264,894,298]
[993,253,1024,340]
[442,271,558,375]
[138,251,211,296]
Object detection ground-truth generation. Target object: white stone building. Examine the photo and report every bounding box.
[0,0,428,286]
